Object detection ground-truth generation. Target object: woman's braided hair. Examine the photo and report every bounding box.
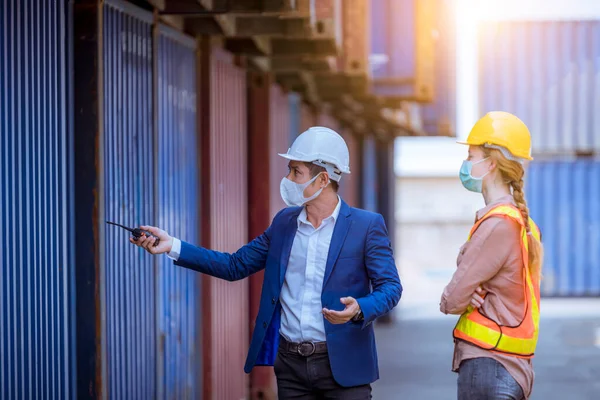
[483,147,543,279]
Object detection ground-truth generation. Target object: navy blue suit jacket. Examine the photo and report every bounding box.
[174,201,402,387]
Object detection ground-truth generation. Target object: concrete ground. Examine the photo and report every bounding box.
[372,298,600,400]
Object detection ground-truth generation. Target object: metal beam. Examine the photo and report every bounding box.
[271,37,337,56]
[160,0,230,15]
[269,56,331,72]
[225,36,271,56]
[184,15,231,35]
[234,15,308,37]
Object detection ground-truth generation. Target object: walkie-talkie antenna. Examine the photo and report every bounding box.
[106,221,134,232]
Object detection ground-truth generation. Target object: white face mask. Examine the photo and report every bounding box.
[280,173,327,207]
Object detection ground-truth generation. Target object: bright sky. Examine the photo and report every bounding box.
[396,0,600,177]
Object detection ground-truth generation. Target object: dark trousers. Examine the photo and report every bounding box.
[274,344,372,400]
[458,357,525,400]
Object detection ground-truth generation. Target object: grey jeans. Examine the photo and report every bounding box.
[458,357,525,400]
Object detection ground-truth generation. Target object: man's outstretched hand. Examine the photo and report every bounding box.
[322,296,361,324]
[129,225,174,255]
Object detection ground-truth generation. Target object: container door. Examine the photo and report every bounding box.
[528,160,600,297]
[156,25,202,399]
[102,2,156,398]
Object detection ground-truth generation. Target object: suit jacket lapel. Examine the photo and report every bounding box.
[323,201,352,288]
[279,207,302,288]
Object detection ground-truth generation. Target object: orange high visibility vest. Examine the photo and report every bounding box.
[453,204,542,358]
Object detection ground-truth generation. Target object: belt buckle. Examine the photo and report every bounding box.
[297,341,316,357]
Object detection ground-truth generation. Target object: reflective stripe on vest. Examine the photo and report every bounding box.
[453,204,541,358]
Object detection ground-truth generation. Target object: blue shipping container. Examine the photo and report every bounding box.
[369,0,436,102]
[102,1,157,398]
[370,0,415,98]
[527,160,600,296]
[0,1,75,399]
[421,0,457,136]
[478,21,600,155]
[156,25,201,399]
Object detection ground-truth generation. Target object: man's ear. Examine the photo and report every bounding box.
[321,172,330,188]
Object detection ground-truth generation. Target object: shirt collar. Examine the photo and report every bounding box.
[298,196,342,226]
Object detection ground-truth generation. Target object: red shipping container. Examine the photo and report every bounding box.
[200,42,249,400]
[340,129,361,207]
[247,73,294,399]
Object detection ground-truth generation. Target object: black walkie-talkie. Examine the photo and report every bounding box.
[106,221,161,247]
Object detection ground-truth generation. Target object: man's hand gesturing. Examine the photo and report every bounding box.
[322,297,361,324]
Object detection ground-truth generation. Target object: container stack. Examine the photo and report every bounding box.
[478,20,600,297]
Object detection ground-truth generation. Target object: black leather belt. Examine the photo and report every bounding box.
[279,336,328,357]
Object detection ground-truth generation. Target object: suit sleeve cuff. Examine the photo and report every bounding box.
[167,238,181,261]
[356,297,375,328]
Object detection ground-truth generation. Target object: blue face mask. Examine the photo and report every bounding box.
[459,158,490,193]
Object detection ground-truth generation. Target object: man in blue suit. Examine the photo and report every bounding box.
[132,127,402,399]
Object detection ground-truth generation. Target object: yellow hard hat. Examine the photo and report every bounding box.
[457,111,533,161]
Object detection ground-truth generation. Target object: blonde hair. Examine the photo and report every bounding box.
[483,147,544,280]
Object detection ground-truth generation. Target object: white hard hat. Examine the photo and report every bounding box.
[278,126,351,182]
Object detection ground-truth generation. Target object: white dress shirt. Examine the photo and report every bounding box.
[280,197,341,343]
[167,197,342,343]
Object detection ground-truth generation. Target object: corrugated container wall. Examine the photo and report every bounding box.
[421,0,457,136]
[1,1,74,399]
[156,26,201,399]
[102,2,156,398]
[202,46,249,400]
[528,160,600,297]
[361,136,379,212]
[370,0,412,98]
[478,20,600,156]
[270,85,291,216]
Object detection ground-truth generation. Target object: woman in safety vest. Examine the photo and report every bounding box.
[440,111,544,400]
